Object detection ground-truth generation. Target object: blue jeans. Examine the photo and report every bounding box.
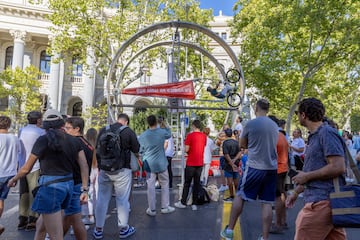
[95,168,132,229]
[31,174,74,214]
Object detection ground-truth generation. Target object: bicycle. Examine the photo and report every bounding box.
[207,68,242,107]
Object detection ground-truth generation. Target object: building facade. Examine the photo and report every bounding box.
[0,0,240,116]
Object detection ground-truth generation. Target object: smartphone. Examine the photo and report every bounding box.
[288,169,299,178]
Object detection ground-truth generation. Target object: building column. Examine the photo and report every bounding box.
[48,52,60,110]
[9,30,26,69]
[82,47,96,110]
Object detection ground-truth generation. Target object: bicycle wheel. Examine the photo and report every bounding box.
[227,93,242,107]
[226,69,241,83]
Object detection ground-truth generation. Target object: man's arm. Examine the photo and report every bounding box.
[185,145,190,153]
[293,155,346,185]
[240,137,248,149]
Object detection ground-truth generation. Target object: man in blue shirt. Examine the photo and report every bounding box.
[286,98,347,240]
[139,115,175,216]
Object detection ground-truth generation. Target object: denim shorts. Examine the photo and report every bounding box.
[32,174,74,214]
[0,176,13,200]
[224,170,239,179]
[64,183,81,216]
[237,166,277,202]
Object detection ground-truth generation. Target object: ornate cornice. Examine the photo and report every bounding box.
[0,3,52,21]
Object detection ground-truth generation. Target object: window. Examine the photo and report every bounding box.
[72,102,82,116]
[221,32,227,40]
[0,97,8,111]
[39,50,51,73]
[40,94,48,112]
[5,46,13,69]
[72,57,83,77]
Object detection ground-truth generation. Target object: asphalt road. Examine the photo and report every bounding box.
[0,177,358,240]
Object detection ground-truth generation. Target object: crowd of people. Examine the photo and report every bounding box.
[0,96,358,239]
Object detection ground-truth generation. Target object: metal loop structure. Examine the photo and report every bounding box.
[106,20,246,122]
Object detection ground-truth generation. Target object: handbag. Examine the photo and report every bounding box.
[130,152,140,172]
[32,176,73,197]
[329,147,360,228]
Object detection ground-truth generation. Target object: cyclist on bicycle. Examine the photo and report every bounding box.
[207,81,233,99]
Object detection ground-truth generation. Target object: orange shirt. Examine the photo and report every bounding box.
[277,132,289,174]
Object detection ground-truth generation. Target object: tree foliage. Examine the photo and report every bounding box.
[0,66,42,128]
[41,0,213,83]
[37,0,228,129]
[231,0,360,131]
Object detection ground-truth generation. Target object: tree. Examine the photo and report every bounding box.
[0,66,43,128]
[231,0,360,132]
[350,112,360,134]
[35,0,224,127]
[38,0,213,84]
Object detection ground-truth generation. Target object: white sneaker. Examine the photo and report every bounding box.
[146,208,156,216]
[161,206,175,214]
[174,201,186,209]
[191,205,198,211]
[218,185,229,192]
[82,216,95,225]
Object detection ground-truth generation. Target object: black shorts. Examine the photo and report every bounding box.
[275,172,287,197]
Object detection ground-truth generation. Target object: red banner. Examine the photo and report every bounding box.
[121,80,195,100]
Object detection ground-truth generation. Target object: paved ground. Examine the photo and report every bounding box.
[0,176,358,240]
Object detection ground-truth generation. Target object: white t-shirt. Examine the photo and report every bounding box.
[235,123,243,135]
[291,137,305,156]
[19,124,46,172]
[0,133,22,177]
[165,136,175,157]
[203,136,216,164]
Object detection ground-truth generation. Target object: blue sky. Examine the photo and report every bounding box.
[199,0,238,16]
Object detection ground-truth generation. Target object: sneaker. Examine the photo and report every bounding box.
[223,197,234,202]
[17,219,28,230]
[82,216,95,225]
[220,225,233,239]
[25,222,36,231]
[45,233,50,240]
[269,225,284,234]
[119,226,136,239]
[257,235,264,240]
[146,208,156,216]
[174,201,186,209]
[282,223,289,229]
[93,228,104,239]
[161,206,175,214]
[191,205,198,211]
[219,185,229,192]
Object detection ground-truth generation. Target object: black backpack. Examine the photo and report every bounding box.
[96,125,128,171]
[195,186,211,205]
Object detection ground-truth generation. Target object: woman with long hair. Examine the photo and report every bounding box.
[8,110,88,240]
